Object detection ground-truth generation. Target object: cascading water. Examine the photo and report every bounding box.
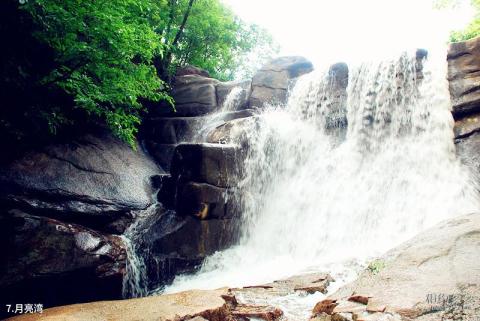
[163,48,480,319]
[194,86,246,142]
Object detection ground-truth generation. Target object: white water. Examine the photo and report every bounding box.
[162,49,479,319]
[194,86,246,142]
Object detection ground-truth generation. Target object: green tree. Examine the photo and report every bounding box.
[22,0,171,147]
[155,0,278,81]
[0,0,276,149]
[436,0,480,42]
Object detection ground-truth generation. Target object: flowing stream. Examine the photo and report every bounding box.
[159,49,479,319]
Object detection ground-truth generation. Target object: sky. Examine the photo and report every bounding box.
[221,0,474,68]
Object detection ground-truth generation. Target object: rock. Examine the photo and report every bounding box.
[143,116,205,144]
[348,295,370,305]
[454,112,480,139]
[130,209,237,288]
[249,56,314,108]
[0,131,161,231]
[315,62,349,136]
[312,299,338,316]
[176,65,210,78]
[455,131,480,174]
[0,209,125,316]
[206,116,258,145]
[231,304,283,321]
[171,75,220,116]
[171,143,243,188]
[448,36,480,118]
[194,109,256,143]
[216,80,252,111]
[144,142,177,172]
[234,273,333,313]
[7,288,284,321]
[319,213,480,320]
[176,182,237,219]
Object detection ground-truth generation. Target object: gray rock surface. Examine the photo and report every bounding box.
[315,213,480,320]
[0,209,126,311]
[171,75,220,116]
[171,143,243,188]
[448,36,480,118]
[249,56,313,108]
[0,132,161,218]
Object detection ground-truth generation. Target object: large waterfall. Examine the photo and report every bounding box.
[160,49,479,318]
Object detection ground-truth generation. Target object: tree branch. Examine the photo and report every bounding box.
[171,0,195,48]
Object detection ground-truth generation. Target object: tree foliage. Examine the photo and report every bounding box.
[158,0,277,81]
[0,0,276,148]
[436,0,480,42]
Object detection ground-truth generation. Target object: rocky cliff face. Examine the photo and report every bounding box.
[449,36,480,182]
[0,130,161,312]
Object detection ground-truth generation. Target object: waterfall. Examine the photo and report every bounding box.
[121,207,155,298]
[194,86,246,142]
[163,49,480,318]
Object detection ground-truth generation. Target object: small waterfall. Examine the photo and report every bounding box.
[164,49,480,319]
[194,86,246,142]
[121,207,154,298]
[121,235,148,298]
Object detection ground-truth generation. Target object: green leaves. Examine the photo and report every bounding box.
[435,0,480,42]
[20,0,168,147]
[1,0,274,148]
[161,0,278,81]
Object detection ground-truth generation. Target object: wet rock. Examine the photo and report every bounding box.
[206,116,258,145]
[176,182,237,219]
[455,131,480,175]
[7,288,284,321]
[171,75,220,116]
[316,213,480,321]
[143,116,205,144]
[454,112,480,139]
[234,273,333,312]
[171,143,243,188]
[216,80,252,111]
[0,131,161,230]
[131,209,238,287]
[0,209,125,316]
[316,62,349,136]
[145,142,177,172]
[249,56,313,108]
[448,36,480,118]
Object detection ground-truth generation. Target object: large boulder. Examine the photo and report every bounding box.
[0,209,126,317]
[170,75,220,117]
[176,65,210,78]
[0,131,161,223]
[171,143,243,188]
[448,36,480,118]
[249,56,314,108]
[312,213,480,321]
[7,288,284,321]
[206,116,258,145]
